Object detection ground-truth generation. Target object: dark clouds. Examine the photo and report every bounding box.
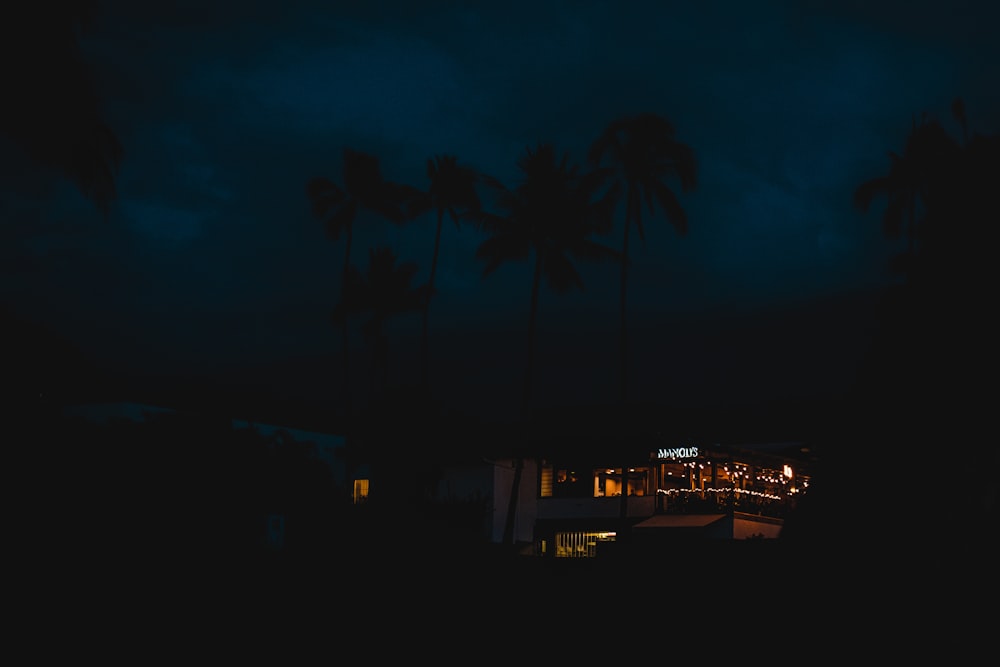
[3,0,997,419]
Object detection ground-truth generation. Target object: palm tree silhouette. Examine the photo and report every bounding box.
[588,113,696,521]
[406,155,494,389]
[1,2,123,216]
[589,113,697,402]
[852,113,961,280]
[474,142,620,547]
[332,246,428,395]
[845,99,999,544]
[307,148,414,416]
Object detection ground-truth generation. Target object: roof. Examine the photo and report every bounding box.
[632,514,728,529]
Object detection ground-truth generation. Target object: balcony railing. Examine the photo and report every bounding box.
[659,487,801,519]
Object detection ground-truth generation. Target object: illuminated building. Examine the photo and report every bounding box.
[529,439,815,557]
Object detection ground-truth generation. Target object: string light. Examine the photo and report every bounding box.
[657,487,786,501]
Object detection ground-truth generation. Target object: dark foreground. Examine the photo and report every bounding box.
[12,534,992,660]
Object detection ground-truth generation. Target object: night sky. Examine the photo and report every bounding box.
[3,0,998,429]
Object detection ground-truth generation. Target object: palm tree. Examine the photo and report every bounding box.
[853,113,962,280]
[474,142,620,547]
[853,116,926,278]
[330,247,428,515]
[406,155,492,389]
[306,148,414,416]
[588,113,697,521]
[1,2,123,217]
[332,245,428,394]
[589,113,697,401]
[847,101,1000,543]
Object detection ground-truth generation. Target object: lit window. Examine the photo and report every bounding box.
[540,465,553,497]
[593,467,649,497]
[554,531,616,558]
[353,479,369,504]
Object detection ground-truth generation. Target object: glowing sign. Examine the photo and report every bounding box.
[783,465,793,478]
[657,446,698,460]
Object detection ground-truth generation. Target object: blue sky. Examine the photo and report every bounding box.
[2,0,997,420]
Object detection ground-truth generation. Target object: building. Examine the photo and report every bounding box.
[59,400,817,558]
[435,434,816,557]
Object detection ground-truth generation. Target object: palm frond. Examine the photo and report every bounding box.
[664,139,698,192]
[651,179,689,235]
[324,199,357,240]
[570,237,623,265]
[306,176,346,218]
[627,187,646,243]
[852,176,889,213]
[426,153,484,227]
[587,118,628,165]
[542,249,584,294]
[592,179,622,235]
[405,188,434,220]
[465,208,509,235]
[476,234,530,276]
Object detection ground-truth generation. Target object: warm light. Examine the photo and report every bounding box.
[783,465,793,478]
[352,479,369,504]
[658,487,785,501]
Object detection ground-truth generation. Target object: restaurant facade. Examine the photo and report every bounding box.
[524,439,815,557]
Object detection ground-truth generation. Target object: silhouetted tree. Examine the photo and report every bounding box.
[852,113,961,281]
[307,148,414,434]
[1,2,123,216]
[332,246,428,394]
[406,154,494,389]
[473,143,619,546]
[588,113,696,521]
[845,98,998,545]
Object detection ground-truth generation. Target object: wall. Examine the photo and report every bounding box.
[536,496,655,520]
[733,513,784,539]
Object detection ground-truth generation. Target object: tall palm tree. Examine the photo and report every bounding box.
[588,113,697,521]
[407,155,492,389]
[474,142,620,547]
[1,1,123,217]
[848,103,998,542]
[589,113,697,402]
[332,245,428,394]
[306,148,413,417]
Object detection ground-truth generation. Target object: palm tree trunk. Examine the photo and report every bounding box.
[619,191,638,523]
[339,224,357,507]
[907,196,916,281]
[420,209,444,389]
[502,250,544,548]
[620,190,634,404]
[342,222,354,422]
[524,251,543,420]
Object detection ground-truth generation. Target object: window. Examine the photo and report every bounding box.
[352,479,369,504]
[554,530,616,558]
[544,464,590,498]
[540,465,554,497]
[658,462,691,492]
[594,467,649,497]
